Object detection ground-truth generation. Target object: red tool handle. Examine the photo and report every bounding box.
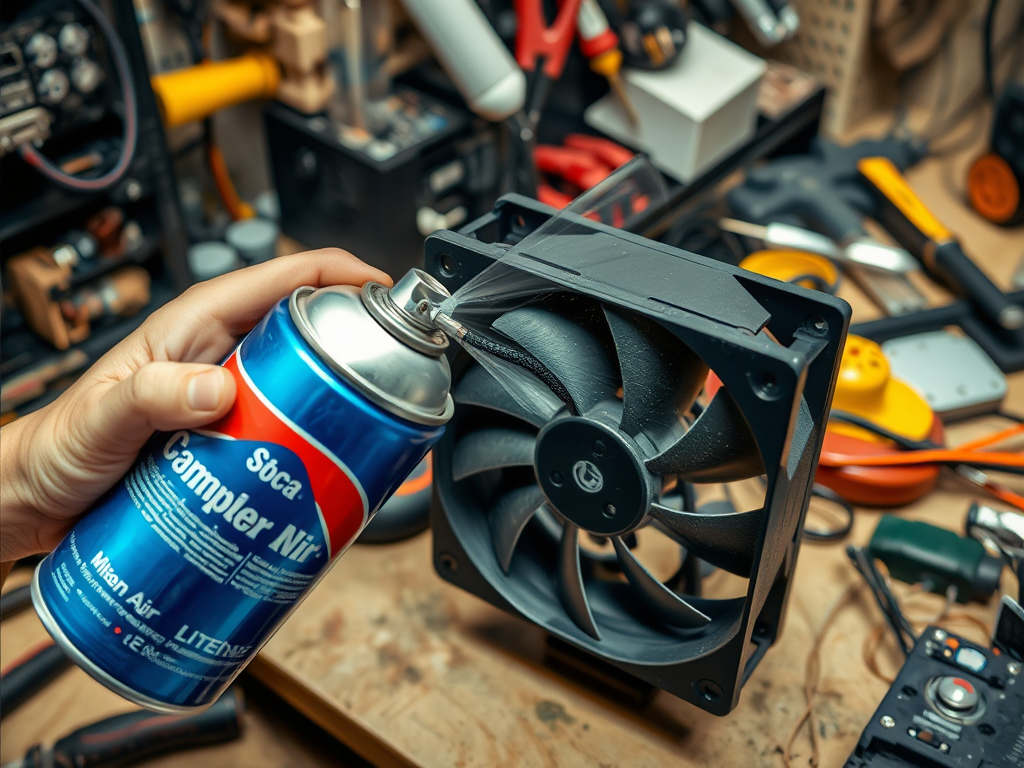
[514,0,584,79]
[563,134,634,168]
[576,0,619,59]
[535,145,613,189]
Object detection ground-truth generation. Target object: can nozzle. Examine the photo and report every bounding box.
[386,269,452,330]
[361,269,451,355]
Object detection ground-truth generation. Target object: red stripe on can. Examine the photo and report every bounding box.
[208,351,367,557]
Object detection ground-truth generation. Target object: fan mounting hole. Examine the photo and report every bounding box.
[602,503,617,519]
[697,679,723,702]
[438,253,458,278]
[751,370,783,401]
[593,439,607,457]
[807,315,828,334]
[549,471,564,487]
[438,552,459,572]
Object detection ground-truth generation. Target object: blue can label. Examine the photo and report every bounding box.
[36,346,379,707]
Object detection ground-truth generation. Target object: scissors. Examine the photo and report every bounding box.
[506,0,583,196]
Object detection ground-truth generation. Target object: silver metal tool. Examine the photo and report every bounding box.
[845,264,929,315]
[719,218,920,273]
[968,504,1024,563]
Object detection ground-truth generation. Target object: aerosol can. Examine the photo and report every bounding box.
[33,269,453,712]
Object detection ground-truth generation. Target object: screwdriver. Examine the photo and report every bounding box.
[718,218,919,273]
[576,0,639,128]
[859,157,1024,332]
[1,687,245,768]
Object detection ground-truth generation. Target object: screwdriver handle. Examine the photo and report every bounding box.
[858,157,1024,331]
[22,687,244,768]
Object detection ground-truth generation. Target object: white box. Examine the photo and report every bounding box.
[584,23,766,184]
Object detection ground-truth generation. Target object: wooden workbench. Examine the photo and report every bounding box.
[1,118,1021,768]
[244,120,1023,767]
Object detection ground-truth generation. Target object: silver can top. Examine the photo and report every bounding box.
[290,269,454,426]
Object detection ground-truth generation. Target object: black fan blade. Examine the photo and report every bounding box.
[645,389,765,482]
[649,504,763,577]
[603,308,709,440]
[557,521,600,639]
[453,429,536,481]
[489,485,545,573]
[611,537,711,628]
[492,307,616,415]
[454,364,557,429]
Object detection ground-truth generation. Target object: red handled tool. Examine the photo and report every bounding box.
[506,0,583,196]
[514,0,583,124]
[535,145,613,189]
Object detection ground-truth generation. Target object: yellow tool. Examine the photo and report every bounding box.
[830,335,935,445]
[739,249,839,293]
[150,52,281,129]
[859,157,1024,331]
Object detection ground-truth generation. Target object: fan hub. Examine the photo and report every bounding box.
[535,417,652,536]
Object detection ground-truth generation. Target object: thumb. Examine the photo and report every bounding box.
[96,362,237,449]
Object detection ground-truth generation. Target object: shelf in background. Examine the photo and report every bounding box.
[0,281,176,418]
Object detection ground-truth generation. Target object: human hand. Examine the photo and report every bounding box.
[0,249,390,565]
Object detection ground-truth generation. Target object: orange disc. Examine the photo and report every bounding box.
[967,153,1021,224]
[815,418,945,507]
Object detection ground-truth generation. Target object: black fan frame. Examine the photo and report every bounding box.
[425,195,851,715]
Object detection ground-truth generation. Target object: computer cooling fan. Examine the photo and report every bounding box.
[424,196,850,715]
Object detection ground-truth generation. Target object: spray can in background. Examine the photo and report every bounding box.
[32,270,453,713]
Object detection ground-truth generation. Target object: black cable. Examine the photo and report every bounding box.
[829,410,932,451]
[847,545,916,657]
[458,324,577,413]
[984,0,1002,100]
[802,484,855,542]
[828,410,1024,476]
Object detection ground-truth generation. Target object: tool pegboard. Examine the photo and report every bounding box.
[772,0,895,135]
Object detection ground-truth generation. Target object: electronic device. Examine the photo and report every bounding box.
[1,0,189,416]
[264,88,499,278]
[868,516,1004,604]
[845,626,1024,767]
[882,331,1008,421]
[0,0,109,154]
[423,193,849,715]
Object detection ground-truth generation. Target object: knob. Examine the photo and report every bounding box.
[25,32,58,69]
[935,676,979,713]
[58,22,90,57]
[37,69,70,105]
[71,58,103,93]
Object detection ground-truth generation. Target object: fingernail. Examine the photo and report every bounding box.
[188,370,224,411]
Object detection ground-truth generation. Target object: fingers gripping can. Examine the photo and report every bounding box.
[32,270,454,712]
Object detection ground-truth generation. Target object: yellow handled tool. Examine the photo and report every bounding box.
[150,53,281,129]
[858,157,1024,331]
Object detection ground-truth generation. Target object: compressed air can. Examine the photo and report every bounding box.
[32,270,454,713]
